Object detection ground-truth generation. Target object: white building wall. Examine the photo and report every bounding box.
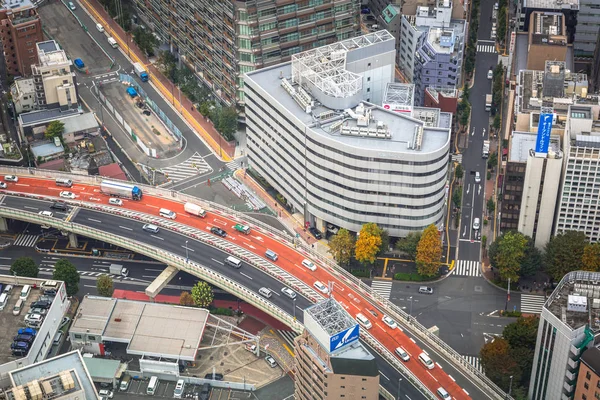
[535,155,562,248]
[519,155,543,238]
[398,18,420,82]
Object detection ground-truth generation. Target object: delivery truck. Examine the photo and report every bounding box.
[100,180,143,200]
[126,87,138,98]
[109,264,129,277]
[234,224,251,235]
[133,62,149,82]
[482,140,490,158]
[485,94,492,111]
[184,202,206,218]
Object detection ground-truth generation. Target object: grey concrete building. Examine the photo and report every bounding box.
[244,31,450,237]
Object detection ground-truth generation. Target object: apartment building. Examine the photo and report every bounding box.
[574,346,600,400]
[574,0,600,57]
[0,0,43,76]
[423,86,458,114]
[294,299,379,399]
[529,271,600,400]
[133,0,361,111]
[244,31,451,237]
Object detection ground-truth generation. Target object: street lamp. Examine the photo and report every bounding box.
[506,375,513,399]
[407,296,413,322]
[185,240,189,262]
[397,378,402,400]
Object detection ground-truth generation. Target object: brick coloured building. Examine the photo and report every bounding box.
[574,346,600,400]
[0,0,43,76]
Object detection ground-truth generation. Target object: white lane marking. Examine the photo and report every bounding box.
[296,306,303,312]
[213,218,228,226]
[270,289,280,296]
[119,226,133,231]
[151,235,164,241]
[88,218,102,223]
[240,272,253,280]
[427,371,438,382]
[146,205,159,208]
[142,275,158,278]
[375,322,385,330]
[182,245,195,252]
[84,285,96,288]
[422,350,429,355]
[0,257,11,260]
[24,206,38,210]
[380,372,390,381]
[145,268,164,272]
[14,183,30,186]
[463,389,470,395]
[449,375,455,382]
[410,338,416,343]
[435,362,443,369]
[211,258,224,265]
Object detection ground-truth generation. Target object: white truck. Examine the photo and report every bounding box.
[133,62,149,82]
[109,264,129,277]
[482,140,490,158]
[184,202,206,218]
[485,94,492,111]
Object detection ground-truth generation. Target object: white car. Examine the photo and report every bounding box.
[473,218,481,230]
[108,198,123,206]
[99,389,114,399]
[39,211,53,217]
[4,175,18,182]
[313,281,329,294]
[395,347,410,362]
[59,191,76,199]
[487,69,493,79]
[382,315,398,329]
[281,287,296,299]
[474,171,481,183]
[0,182,6,189]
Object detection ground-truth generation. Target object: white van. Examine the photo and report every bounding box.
[355,313,372,329]
[20,285,31,300]
[147,376,158,395]
[107,37,118,48]
[418,352,435,370]
[13,299,23,315]
[302,259,317,271]
[55,178,73,187]
[259,287,272,298]
[437,387,451,399]
[159,208,176,219]
[265,249,278,261]
[96,23,104,32]
[0,293,8,310]
[173,379,185,398]
[225,256,242,269]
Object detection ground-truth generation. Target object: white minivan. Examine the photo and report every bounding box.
[96,23,104,32]
[302,259,316,271]
[418,352,435,370]
[0,293,8,310]
[147,376,158,395]
[107,37,118,48]
[355,313,372,329]
[159,208,176,219]
[20,285,31,300]
[173,379,185,399]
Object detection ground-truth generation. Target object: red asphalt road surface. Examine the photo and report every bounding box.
[5,177,470,399]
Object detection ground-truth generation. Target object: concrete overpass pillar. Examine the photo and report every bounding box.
[68,233,78,248]
[0,217,7,232]
[145,265,179,298]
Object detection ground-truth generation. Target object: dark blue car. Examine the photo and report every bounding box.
[18,328,36,336]
[11,341,30,350]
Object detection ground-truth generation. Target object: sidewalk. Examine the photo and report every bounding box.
[78,0,235,160]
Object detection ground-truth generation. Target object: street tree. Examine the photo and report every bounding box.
[454,164,464,180]
[459,102,471,126]
[191,281,214,307]
[10,257,38,278]
[480,338,521,390]
[452,186,462,208]
[328,228,355,266]
[179,291,195,306]
[53,259,80,296]
[487,197,495,214]
[493,113,501,130]
[45,121,65,140]
[133,27,158,56]
[355,224,382,265]
[395,231,422,261]
[489,231,528,282]
[214,106,238,141]
[416,224,442,276]
[520,239,542,278]
[544,231,587,281]
[96,275,114,297]
[582,243,600,272]
[157,51,177,80]
[503,316,539,350]
[361,223,387,256]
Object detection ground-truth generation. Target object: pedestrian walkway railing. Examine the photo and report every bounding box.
[0,167,510,399]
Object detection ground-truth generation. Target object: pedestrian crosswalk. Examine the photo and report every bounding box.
[452,260,481,277]
[462,355,484,373]
[520,294,546,314]
[160,152,212,183]
[225,158,245,171]
[13,234,39,247]
[278,330,298,349]
[371,280,393,300]
[477,44,497,53]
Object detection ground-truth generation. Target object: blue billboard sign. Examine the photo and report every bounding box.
[535,113,553,154]
[329,324,360,352]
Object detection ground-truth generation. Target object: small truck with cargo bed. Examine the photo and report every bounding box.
[482,140,490,158]
[485,94,492,111]
[234,224,251,235]
[133,62,149,82]
[109,264,129,277]
[184,202,206,217]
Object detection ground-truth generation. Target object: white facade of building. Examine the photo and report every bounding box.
[244,31,450,237]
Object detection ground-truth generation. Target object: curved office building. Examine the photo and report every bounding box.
[244,31,450,237]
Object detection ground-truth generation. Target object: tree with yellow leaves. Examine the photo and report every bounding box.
[355,223,382,264]
[416,224,442,276]
[582,243,600,272]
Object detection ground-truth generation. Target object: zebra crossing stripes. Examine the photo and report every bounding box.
[477,44,497,53]
[13,234,39,247]
[371,280,393,300]
[160,152,211,183]
[225,158,245,171]
[520,294,546,314]
[452,260,481,277]
[278,330,298,349]
[463,356,484,373]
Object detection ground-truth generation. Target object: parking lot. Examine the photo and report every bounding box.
[0,283,43,364]
[38,2,112,73]
[118,377,254,399]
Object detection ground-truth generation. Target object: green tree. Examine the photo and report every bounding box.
[497,7,507,42]
[480,338,521,390]
[179,291,195,306]
[328,228,355,266]
[452,186,462,208]
[199,101,213,117]
[582,243,600,271]
[489,231,528,282]
[503,316,539,349]
[157,50,177,80]
[96,275,114,297]
[416,224,442,276]
[395,231,422,261]
[355,224,382,265]
[10,257,38,278]
[544,231,587,281]
[459,101,471,126]
[520,239,542,278]
[488,152,498,169]
[487,197,495,214]
[493,113,501,130]
[53,259,80,296]
[44,121,65,139]
[191,281,214,307]
[455,164,464,180]
[213,106,238,141]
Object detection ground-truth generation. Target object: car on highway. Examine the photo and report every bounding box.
[4,175,18,182]
[395,347,410,362]
[39,211,53,218]
[281,287,296,299]
[142,224,160,234]
[473,218,481,230]
[301,259,317,271]
[382,315,397,329]
[50,202,68,211]
[474,171,481,183]
[437,387,451,399]
[309,227,322,239]
[418,286,433,294]
[0,182,6,189]
[59,191,76,199]
[210,227,227,237]
[487,69,493,79]
[313,281,329,294]
[108,198,123,206]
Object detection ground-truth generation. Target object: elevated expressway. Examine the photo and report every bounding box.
[0,167,512,400]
